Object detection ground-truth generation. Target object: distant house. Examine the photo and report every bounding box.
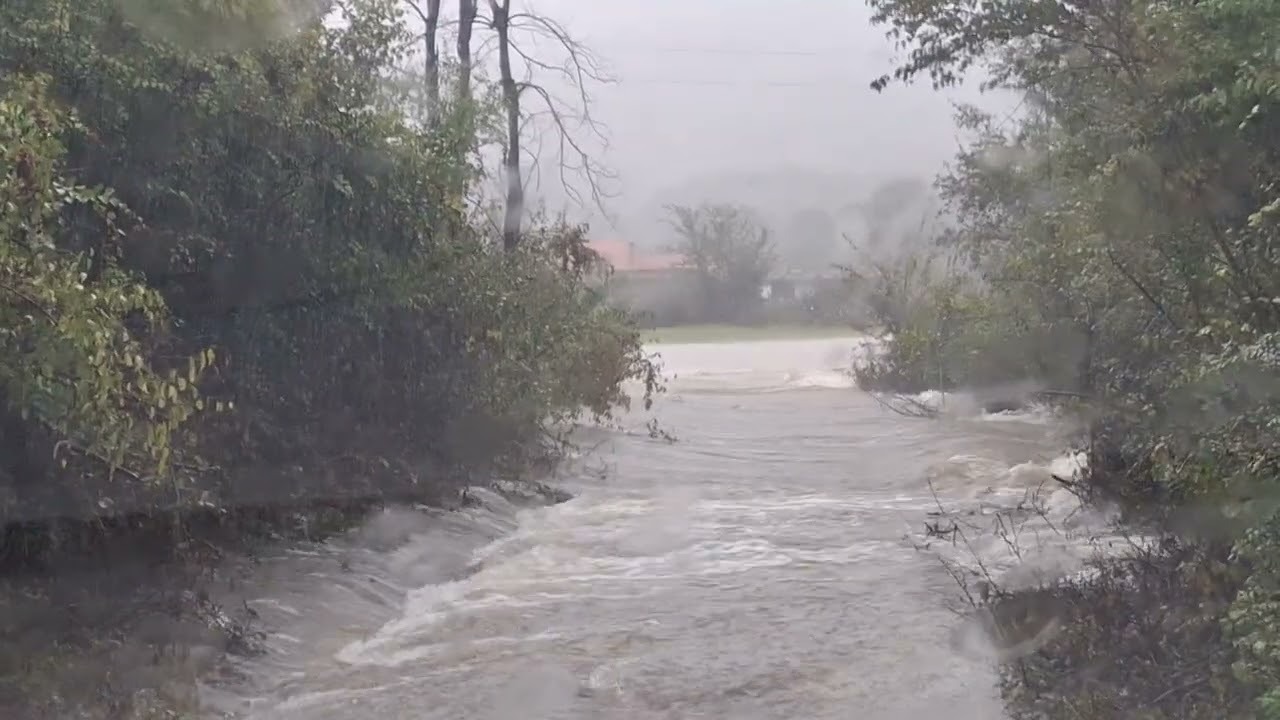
[587,240,686,276]
[586,240,698,324]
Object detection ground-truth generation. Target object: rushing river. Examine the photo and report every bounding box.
[203,336,1101,720]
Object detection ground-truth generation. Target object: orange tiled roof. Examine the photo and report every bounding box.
[587,240,686,272]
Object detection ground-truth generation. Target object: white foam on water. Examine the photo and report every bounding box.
[333,486,921,669]
[977,405,1058,425]
[1048,451,1088,481]
[925,447,1137,611]
[340,628,568,669]
[337,440,1103,671]
[274,681,412,713]
[647,335,869,394]
[201,331,1133,720]
[781,369,857,390]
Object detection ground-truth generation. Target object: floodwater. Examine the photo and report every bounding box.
[203,336,1103,719]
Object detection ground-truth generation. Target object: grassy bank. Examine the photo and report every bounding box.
[642,323,860,345]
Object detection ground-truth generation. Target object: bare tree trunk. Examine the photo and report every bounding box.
[443,0,478,213]
[403,1,443,124]
[491,0,522,251]
[423,0,441,125]
[456,0,477,106]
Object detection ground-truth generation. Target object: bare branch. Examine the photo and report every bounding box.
[503,12,615,215]
[508,12,613,87]
[517,81,615,211]
[863,388,942,418]
[0,280,60,325]
[519,111,548,196]
[463,1,618,246]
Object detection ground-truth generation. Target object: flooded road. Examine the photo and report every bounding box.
[206,336,1093,719]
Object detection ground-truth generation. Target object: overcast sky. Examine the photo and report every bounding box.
[421,1,1016,243]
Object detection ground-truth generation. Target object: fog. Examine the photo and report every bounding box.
[501,0,1016,249]
[400,0,1017,255]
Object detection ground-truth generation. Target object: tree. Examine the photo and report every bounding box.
[402,0,443,125]
[456,0,477,102]
[0,0,658,522]
[0,77,208,503]
[0,4,667,716]
[665,203,775,323]
[863,0,1280,716]
[473,0,612,250]
[116,0,332,53]
[843,176,937,257]
[490,0,523,251]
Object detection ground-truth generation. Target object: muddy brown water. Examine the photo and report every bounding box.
[201,336,1106,720]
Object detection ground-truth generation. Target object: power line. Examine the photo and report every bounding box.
[606,45,891,61]
[632,46,857,57]
[604,75,914,89]
[617,78,833,88]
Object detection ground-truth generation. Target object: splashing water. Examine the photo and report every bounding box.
[204,335,1112,720]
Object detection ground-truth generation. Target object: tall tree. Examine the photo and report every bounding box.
[490,0,523,251]
[0,0,658,524]
[403,0,442,124]
[860,1,1280,714]
[666,203,775,322]
[456,0,477,106]
[482,0,612,251]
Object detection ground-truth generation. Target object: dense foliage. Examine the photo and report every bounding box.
[0,76,211,517]
[863,0,1280,716]
[0,0,657,538]
[665,202,776,324]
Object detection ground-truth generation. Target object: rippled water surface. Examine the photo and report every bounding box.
[205,336,1093,719]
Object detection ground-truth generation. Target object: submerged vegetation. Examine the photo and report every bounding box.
[0,0,658,714]
[862,0,1280,716]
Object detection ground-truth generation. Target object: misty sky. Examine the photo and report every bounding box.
[388,0,1016,246]
[507,0,1012,243]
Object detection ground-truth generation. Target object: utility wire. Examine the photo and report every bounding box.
[591,45,895,88]
[614,78,842,88]
[619,46,867,57]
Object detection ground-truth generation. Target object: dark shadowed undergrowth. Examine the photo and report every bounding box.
[993,540,1250,720]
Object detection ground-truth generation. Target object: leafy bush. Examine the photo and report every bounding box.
[0,0,660,533]
[0,76,210,518]
[865,0,1280,713]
